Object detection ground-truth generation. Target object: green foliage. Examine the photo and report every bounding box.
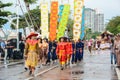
[106,16,120,35]
[11,8,41,30]
[67,18,74,38]
[0,1,12,28]
[91,32,101,39]
[24,0,37,4]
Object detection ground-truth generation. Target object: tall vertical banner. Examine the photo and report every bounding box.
[40,3,49,39]
[49,1,58,41]
[57,4,70,40]
[80,6,85,40]
[73,0,84,40]
[58,5,64,22]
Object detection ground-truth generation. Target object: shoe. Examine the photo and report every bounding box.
[61,67,64,70]
[24,67,28,71]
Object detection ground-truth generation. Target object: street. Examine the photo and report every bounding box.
[0,49,119,80]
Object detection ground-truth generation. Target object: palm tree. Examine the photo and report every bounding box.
[23,0,39,31]
[24,0,37,10]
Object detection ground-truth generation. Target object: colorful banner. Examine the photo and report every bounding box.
[58,5,64,22]
[49,1,58,41]
[80,6,85,40]
[40,3,49,39]
[73,0,84,40]
[57,4,70,40]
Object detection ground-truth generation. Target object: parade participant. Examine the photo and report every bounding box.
[24,32,39,76]
[71,40,76,64]
[24,37,31,71]
[66,38,73,65]
[42,38,49,65]
[56,37,67,70]
[81,40,84,59]
[97,40,101,50]
[75,39,83,63]
[88,39,92,54]
[46,40,52,65]
[110,39,116,64]
[114,35,120,68]
[37,38,43,68]
[51,40,57,64]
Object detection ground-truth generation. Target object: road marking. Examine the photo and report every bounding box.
[25,65,58,80]
[115,68,120,80]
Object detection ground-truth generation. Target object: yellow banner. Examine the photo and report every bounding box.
[49,1,58,41]
[73,0,84,40]
[40,3,49,38]
[57,4,70,40]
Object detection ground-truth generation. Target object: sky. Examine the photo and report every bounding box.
[2,0,120,30]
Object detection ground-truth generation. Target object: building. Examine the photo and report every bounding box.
[84,8,96,32]
[95,13,104,32]
[84,7,104,32]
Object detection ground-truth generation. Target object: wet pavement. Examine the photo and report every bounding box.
[35,50,118,80]
[0,50,119,80]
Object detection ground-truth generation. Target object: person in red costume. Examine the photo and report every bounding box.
[56,37,67,70]
[66,38,73,66]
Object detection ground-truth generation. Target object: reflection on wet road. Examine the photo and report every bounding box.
[0,50,118,80]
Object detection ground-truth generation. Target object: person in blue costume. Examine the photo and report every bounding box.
[51,40,57,64]
[46,40,52,65]
[79,39,84,60]
[75,39,84,63]
[71,40,76,64]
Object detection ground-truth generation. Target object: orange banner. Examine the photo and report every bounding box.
[49,1,58,41]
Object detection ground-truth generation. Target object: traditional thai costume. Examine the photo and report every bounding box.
[56,42,67,69]
[24,39,39,68]
[51,42,57,61]
[75,42,83,63]
[66,42,73,64]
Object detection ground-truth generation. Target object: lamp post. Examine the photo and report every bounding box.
[16,0,19,50]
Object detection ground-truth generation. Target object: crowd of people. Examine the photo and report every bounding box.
[0,32,120,76]
[0,39,25,60]
[24,32,84,76]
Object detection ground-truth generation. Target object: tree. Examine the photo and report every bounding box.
[23,0,39,31]
[106,16,120,35]
[11,7,41,36]
[67,18,74,38]
[91,32,101,39]
[0,1,12,28]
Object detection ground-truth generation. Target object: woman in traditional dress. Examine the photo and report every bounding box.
[37,38,43,68]
[42,38,49,65]
[66,38,73,65]
[56,37,67,70]
[24,32,39,76]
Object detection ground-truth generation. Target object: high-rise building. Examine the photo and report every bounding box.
[84,8,96,32]
[84,7,104,32]
[95,14,104,32]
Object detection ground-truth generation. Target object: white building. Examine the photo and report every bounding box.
[84,8,96,32]
[95,13,104,32]
[84,7,104,32]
